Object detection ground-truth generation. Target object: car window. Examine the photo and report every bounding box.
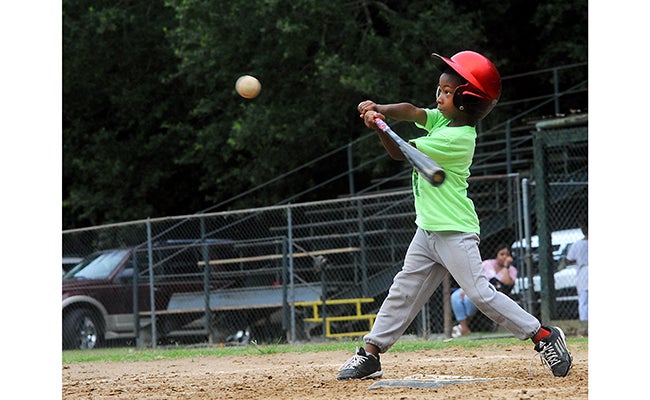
[62,256,83,273]
[64,249,130,280]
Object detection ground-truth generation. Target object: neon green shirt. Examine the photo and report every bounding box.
[410,108,480,233]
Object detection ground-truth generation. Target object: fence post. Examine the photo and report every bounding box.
[201,218,212,344]
[132,250,141,349]
[356,199,368,296]
[443,273,451,338]
[146,218,157,349]
[521,178,535,314]
[533,134,556,324]
[281,236,289,339]
[287,205,296,343]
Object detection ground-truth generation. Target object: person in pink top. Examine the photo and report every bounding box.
[451,243,517,337]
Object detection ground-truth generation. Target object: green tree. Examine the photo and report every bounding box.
[163,0,482,208]
[63,0,199,228]
[63,0,587,229]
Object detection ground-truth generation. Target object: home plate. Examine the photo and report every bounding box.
[368,374,503,390]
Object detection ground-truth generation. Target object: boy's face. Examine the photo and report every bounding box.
[436,72,467,122]
[496,248,512,266]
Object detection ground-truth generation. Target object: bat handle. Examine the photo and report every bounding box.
[374,118,389,131]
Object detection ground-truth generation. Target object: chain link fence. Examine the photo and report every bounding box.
[510,123,588,325]
[63,174,518,349]
[63,127,587,350]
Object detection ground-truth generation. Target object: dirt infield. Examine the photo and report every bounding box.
[62,341,588,399]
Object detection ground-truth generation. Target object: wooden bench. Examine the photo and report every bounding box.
[197,247,360,266]
[166,284,323,312]
[295,298,376,339]
[291,229,389,244]
[268,211,415,233]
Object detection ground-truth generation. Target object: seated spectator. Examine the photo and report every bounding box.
[451,243,517,337]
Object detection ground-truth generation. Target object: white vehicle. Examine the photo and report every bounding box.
[511,228,584,318]
[511,228,583,264]
[512,265,578,297]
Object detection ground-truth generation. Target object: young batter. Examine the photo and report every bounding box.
[337,50,572,380]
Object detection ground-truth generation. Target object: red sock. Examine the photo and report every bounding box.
[532,327,551,343]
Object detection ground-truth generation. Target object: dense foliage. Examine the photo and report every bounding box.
[63,0,587,229]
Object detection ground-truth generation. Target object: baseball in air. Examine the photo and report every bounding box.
[235,75,261,99]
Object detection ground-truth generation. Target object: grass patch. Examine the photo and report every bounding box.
[62,336,587,364]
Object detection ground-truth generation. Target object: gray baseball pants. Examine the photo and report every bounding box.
[364,228,541,353]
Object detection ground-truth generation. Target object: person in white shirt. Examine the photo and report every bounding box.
[566,219,588,321]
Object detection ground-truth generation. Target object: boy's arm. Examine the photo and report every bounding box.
[358,101,427,126]
[377,103,428,126]
[358,101,427,160]
[565,241,580,265]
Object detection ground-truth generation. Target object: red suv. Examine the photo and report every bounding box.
[62,241,234,350]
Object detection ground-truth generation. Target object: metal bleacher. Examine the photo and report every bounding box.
[209,112,587,338]
[195,63,588,339]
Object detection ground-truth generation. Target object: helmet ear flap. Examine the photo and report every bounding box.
[453,84,497,119]
[452,84,470,111]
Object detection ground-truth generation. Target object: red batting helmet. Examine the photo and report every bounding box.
[432,50,501,120]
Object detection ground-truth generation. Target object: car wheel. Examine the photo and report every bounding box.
[210,311,240,342]
[63,309,103,350]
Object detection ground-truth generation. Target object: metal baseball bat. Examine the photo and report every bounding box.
[374,118,446,187]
